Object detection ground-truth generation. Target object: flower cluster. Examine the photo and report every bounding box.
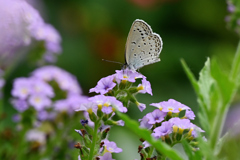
[75,69,152,159]
[0,0,61,69]
[225,0,240,36]
[138,99,204,158]
[90,69,152,111]
[11,65,87,121]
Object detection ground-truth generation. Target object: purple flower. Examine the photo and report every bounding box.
[150,99,190,113]
[37,110,49,121]
[12,78,33,99]
[11,99,29,112]
[116,120,125,126]
[109,97,127,113]
[169,117,192,130]
[142,141,151,148]
[136,102,146,112]
[28,94,51,111]
[75,101,98,115]
[98,152,115,160]
[0,0,61,67]
[89,95,127,113]
[115,69,144,83]
[189,124,205,138]
[102,139,122,153]
[184,109,195,120]
[89,75,116,94]
[25,129,46,144]
[12,114,21,122]
[139,116,153,129]
[78,155,81,160]
[32,66,82,94]
[145,109,166,124]
[152,121,173,138]
[227,3,235,13]
[31,78,54,97]
[137,78,152,95]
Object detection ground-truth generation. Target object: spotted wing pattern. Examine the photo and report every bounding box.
[125,19,163,70]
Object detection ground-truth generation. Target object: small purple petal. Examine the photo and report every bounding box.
[145,109,166,124]
[89,75,116,94]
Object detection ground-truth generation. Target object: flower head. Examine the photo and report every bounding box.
[102,139,122,153]
[32,66,82,94]
[0,0,61,67]
[115,69,143,83]
[28,94,51,111]
[11,99,29,112]
[152,121,173,138]
[137,78,152,95]
[139,116,153,129]
[89,75,116,95]
[89,95,127,113]
[98,152,115,160]
[25,129,46,144]
[169,117,192,130]
[145,109,166,124]
[136,102,146,112]
[151,99,190,113]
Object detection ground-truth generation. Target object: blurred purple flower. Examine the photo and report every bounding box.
[37,110,49,121]
[98,152,115,160]
[32,78,54,97]
[75,101,98,114]
[145,109,166,124]
[137,78,152,95]
[102,139,123,153]
[12,78,33,99]
[227,3,235,13]
[11,99,29,112]
[25,129,46,144]
[152,121,173,138]
[89,75,116,95]
[184,109,195,120]
[32,66,82,94]
[12,114,21,122]
[139,116,153,129]
[28,94,51,111]
[142,141,151,148]
[116,120,125,126]
[0,0,61,67]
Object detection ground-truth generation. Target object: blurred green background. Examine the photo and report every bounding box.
[4,0,239,159]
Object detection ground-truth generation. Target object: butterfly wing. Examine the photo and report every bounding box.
[124,19,163,70]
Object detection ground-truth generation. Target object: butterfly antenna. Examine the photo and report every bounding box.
[102,59,123,65]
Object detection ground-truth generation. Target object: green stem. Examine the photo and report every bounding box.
[88,120,99,160]
[230,40,240,81]
[209,107,228,149]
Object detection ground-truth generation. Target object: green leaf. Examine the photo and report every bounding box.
[211,58,236,110]
[198,58,214,111]
[230,41,240,82]
[116,111,184,160]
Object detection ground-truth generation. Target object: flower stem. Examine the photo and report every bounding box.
[88,120,100,160]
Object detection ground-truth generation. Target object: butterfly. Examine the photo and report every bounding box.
[124,19,163,71]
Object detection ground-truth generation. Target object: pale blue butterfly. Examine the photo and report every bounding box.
[124,19,163,70]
